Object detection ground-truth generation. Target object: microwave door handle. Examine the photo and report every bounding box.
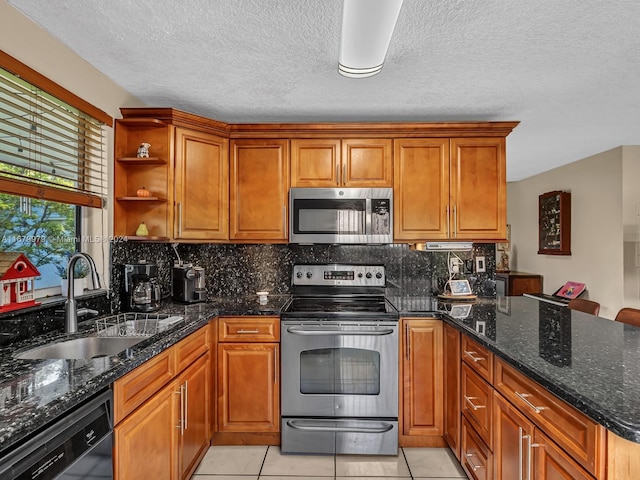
[286,326,395,336]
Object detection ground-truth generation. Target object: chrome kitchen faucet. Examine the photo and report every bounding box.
[64,253,101,333]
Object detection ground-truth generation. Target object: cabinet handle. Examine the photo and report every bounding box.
[283,206,286,233]
[336,163,340,184]
[519,427,524,480]
[446,205,450,237]
[274,346,278,384]
[178,202,183,237]
[183,380,188,430]
[463,350,484,363]
[175,386,184,434]
[343,164,346,184]
[453,204,457,237]
[405,323,410,360]
[465,453,483,471]
[515,391,546,413]
[237,329,260,334]
[523,433,532,480]
[464,395,486,411]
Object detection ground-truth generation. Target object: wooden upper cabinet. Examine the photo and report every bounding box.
[174,128,229,241]
[342,139,392,187]
[394,138,450,241]
[291,138,392,187]
[291,139,340,186]
[230,139,290,242]
[450,137,506,241]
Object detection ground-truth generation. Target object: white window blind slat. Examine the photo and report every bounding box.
[0,66,107,208]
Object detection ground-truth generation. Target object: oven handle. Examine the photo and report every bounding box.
[286,326,395,336]
[286,420,394,434]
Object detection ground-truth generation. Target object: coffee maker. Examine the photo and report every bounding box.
[123,262,161,312]
[172,263,206,303]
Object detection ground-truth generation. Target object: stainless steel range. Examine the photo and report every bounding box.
[280,263,399,455]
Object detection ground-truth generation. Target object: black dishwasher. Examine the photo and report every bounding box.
[0,389,113,480]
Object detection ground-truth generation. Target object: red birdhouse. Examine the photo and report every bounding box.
[0,252,41,313]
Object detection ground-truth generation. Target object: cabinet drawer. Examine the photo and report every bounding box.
[494,358,605,478]
[461,336,493,383]
[461,363,493,448]
[176,325,210,372]
[114,348,176,424]
[461,417,493,480]
[218,316,280,342]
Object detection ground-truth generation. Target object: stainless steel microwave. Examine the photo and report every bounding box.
[289,187,393,244]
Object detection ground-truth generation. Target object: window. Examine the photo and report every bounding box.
[0,194,79,290]
[0,51,112,298]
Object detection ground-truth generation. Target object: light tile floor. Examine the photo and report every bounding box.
[192,445,469,480]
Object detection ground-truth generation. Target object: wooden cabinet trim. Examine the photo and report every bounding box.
[443,323,461,459]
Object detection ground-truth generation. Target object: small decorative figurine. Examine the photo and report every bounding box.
[136,142,151,158]
[0,252,41,312]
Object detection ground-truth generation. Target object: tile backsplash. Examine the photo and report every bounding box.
[110,242,497,311]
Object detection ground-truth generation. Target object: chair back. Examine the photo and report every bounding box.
[615,308,640,328]
[567,298,600,316]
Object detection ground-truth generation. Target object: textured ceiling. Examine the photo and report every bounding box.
[7,0,640,180]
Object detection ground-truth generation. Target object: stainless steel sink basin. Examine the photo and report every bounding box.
[13,336,148,360]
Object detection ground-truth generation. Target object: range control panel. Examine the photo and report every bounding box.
[292,264,386,287]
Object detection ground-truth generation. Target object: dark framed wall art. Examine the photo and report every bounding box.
[538,190,571,255]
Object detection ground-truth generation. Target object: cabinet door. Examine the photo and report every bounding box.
[494,392,535,480]
[393,139,450,240]
[533,430,594,480]
[174,128,229,240]
[401,318,443,438]
[450,137,506,240]
[443,323,461,459]
[179,353,210,480]
[114,380,179,480]
[230,139,289,241]
[342,138,393,187]
[291,139,340,186]
[218,343,279,432]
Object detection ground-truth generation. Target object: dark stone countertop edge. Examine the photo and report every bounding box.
[440,315,640,444]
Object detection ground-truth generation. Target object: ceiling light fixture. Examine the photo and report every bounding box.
[338,0,404,78]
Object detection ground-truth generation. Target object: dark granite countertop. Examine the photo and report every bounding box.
[431,295,640,444]
[0,294,290,455]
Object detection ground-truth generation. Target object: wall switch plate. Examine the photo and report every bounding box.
[476,256,486,273]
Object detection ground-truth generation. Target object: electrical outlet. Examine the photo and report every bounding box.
[449,258,461,274]
[475,256,486,273]
[464,259,474,273]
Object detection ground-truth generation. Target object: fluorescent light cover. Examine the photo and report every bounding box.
[338,0,404,78]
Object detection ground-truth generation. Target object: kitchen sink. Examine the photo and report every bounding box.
[13,335,148,360]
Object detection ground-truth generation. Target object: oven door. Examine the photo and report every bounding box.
[281,320,398,418]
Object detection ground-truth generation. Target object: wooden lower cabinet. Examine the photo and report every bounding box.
[534,430,595,480]
[179,353,210,479]
[399,318,445,446]
[115,379,179,480]
[113,326,211,480]
[443,323,461,459]
[217,343,279,434]
[494,391,535,480]
[461,416,493,480]
[114,353,210,480]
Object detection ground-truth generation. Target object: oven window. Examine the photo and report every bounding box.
[299,348,380,395]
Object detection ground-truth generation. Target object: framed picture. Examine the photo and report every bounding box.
[450,279,472,296]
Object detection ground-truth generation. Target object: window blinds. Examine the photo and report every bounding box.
[0,66,107,208]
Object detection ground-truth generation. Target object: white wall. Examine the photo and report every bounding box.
[622,146,640,310]
[507,147,624,319]
[0,0,146,285]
